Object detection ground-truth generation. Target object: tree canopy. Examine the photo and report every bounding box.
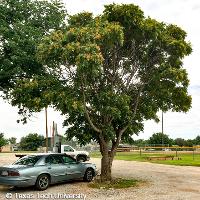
[19,133,44,151]
[148,132,173,146]
[9,4,192,181]
[0,0,66,94]
[0,133,8,148]
[8,137,17,144]
[194,135,200,145]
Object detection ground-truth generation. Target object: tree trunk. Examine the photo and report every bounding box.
[98,132,119,182]
[100,152,113,182]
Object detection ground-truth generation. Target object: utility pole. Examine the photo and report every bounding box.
[162,111,164,147]
[52,121,55,148]
[45,107,48,153]
[162,111,163,134]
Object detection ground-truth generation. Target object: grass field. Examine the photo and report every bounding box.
[91,151,200,167]
[1,151,200,167]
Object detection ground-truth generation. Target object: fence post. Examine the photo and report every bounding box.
[193,148,195,160]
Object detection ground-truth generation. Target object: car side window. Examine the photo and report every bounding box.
[45,155,63,165]
[64,146,74,152]
[62,155,76,164]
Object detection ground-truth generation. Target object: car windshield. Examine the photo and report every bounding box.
[14,155,42,166]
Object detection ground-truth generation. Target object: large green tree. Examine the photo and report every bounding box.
[19,133,44,151]
[0,0,66,95]
[148,132,173,146]
[11,4,192,181]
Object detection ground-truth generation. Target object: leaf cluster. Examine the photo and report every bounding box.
[0,0,66,93]
[19,133,44,151]
[0,133,8,147]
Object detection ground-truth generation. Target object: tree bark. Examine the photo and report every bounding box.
[99,128,126,182]
[100,151,114,182]
[99,136,116,182]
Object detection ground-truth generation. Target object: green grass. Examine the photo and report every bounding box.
[90,151,200,167]
[88,178,139,189]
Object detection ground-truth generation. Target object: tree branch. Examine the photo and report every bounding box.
[133,85,144,116]
[81,77,102,134]
[111,83,144,152]
[110,125,129,153]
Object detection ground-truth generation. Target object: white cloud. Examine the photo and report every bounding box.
[1,0,200,141]
[63,0,103,15]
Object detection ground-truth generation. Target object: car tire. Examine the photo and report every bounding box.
[83,168,94,182]
[77,156,86,162]
[13,186,20,190]
[35,174,50,191]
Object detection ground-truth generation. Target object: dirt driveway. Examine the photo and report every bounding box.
[0,153,200,200]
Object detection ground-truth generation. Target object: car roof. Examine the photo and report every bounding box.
[20,153,76,162]
[19,153,69,157]
[23,153,68,157]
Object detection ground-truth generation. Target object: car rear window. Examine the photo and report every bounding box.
[14,156,42,166]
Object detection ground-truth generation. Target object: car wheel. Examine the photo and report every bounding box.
[77,156,86,162]
[13,186,20,190]
[35,174,50,191]
[83,168,94,182]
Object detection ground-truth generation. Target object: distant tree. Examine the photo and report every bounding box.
[8,137,17,145]
[194,135,200,145]
[19,133,44,151]
[185,139,194,147]
[132,139,148,147]
[0,133,8,148]
[149,132,173,146]
[174,138,186,147]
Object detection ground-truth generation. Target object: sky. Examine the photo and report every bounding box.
[1,0,200,142]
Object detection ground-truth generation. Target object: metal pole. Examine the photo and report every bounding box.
[162,111,164,149]
[162,111,164,135]
[45,107,48,153]
[52,121,55,147]
[193,148,195,160]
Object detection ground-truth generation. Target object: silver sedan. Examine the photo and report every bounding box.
[0,153,97,190]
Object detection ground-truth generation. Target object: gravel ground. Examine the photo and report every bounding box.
[0,153,200,200]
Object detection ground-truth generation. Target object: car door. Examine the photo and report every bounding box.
[61,155,83,180]
[45,155,66,183]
